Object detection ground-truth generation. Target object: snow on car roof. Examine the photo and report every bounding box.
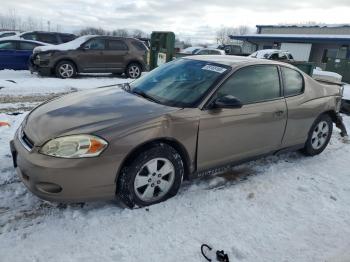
[181,46,203,54]
[250,49,290,58]
[33,35,97,53]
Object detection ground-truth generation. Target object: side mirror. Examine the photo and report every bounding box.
[79,44,89,50]
[210,95,243,109]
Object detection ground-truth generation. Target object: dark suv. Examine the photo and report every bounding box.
[20,31,76,44]
[31,35,149,79]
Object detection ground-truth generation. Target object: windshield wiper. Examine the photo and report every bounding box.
[132,89,160,104]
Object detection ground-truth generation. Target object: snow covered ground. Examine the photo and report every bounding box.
[0,70,131,96]
[1,71,350,262]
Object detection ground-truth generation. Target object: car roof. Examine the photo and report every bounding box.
[20,31,76,36]
[0,39,48,45]
[184,55,295,68]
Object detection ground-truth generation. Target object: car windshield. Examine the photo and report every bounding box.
[129,58,230,107]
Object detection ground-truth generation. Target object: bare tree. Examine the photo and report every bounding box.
[112,29,129,37]
[237,25,250,35]
[216,25,252,45]
[132,29,147,38]
[78,27,108,36]
[216,27,236,45]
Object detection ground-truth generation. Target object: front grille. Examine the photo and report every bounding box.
[19,130,34,151]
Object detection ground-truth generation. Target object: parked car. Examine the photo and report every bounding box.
[0,39,47,70]
[10,56,346,208]
[250,49,294,61]
[0,31,19,38]
[180,46,203,54]
[30,35,149,78]
[3,31,76,45]
[312,68,350,115]
[342,85,350,115]
[195,48,225,55]
[218,44,244,55]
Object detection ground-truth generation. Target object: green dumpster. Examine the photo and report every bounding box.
[149,31,175,70]
[289,62,315,76]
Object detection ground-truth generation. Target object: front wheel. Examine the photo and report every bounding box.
[55,60,77,79]
[302,114,333,156]
[117,143,184,208]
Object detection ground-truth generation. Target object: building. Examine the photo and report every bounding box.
[230,24,350,69]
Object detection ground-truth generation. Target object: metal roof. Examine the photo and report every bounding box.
[230,34,350,44]
[256,24,350,29]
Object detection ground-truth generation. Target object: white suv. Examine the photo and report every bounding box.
[249,49,294,61]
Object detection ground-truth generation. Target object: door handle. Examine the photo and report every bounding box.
[274,110,284,117]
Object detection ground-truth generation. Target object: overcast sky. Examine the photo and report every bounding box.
[2,0,350,43]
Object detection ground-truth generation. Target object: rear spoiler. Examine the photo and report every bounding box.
[312,70,343,86]
[314,78,345,86]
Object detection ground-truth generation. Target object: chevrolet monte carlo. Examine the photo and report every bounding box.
[10,56,346,208]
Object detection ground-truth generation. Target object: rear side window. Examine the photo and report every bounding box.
[281,67,304,97]
[84,38,106,50]
[21,33,37,41]
[37,33,58,44]
[131,40,147,51]
[197,50,209,55]
[216,65,281,104]
[209,50,221,55]
[60,34,76,43]
[0,32,16,38]
[0,41,15,50]
[19,42,39,50]
[269,53,279,60]
[108,40,128,50]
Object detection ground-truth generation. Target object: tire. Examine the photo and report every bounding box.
[302,114,333,156]
[126,63,142,79]
[117,143,184,208]
[55,60,77,79]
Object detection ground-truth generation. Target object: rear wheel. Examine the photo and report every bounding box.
[117,143,184,208]
[302,114,333,156]
[55,60,76,79]
[126,63,142,79]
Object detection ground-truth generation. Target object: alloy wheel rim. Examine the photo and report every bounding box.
[59,64,74,78]
[134,158,175,202]
[311,121,329,150]
[129,66,140,78]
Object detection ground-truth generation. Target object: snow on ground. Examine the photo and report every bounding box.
[1,70,350,262]
[0,70,131,96]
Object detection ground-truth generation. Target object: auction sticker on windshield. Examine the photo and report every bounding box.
[202,64,227,74]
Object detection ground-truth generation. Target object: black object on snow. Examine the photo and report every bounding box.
[201,244,230,262]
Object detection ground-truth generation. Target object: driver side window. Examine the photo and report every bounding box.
[215,65,281,105]
[83,38,106,50]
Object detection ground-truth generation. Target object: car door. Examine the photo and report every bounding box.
[103,39,129,71]
[280,66,313,147]
[77,38,108,72]
[0,41,17,70]
[197,64,287,171]
[16,41,41,70]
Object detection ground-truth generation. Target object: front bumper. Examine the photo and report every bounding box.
[10,131,120,203]
[341,99,350,116]
[29,55,52,76]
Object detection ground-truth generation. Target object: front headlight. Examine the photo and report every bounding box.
[340,85,344,97]
[37,52,53,60]
[39,135,108,158]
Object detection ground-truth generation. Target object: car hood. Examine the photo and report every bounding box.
[23,87,179,145]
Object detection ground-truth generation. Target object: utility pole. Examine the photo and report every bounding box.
[47,20,50,32]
